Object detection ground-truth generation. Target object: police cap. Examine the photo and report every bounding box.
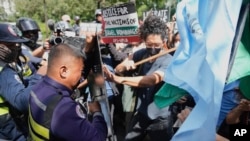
[0,23,28,43]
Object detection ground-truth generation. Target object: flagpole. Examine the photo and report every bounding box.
[134,47,177,66]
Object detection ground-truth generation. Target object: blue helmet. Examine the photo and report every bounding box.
[0,23,27,43]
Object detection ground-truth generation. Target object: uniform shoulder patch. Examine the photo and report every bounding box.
[75,105,86,119]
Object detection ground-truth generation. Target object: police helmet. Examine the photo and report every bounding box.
[16,17,40,32]
[0,23,28,43]
[74,16,80,21]
[55,21,74,32]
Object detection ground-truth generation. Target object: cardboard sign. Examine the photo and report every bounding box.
[79,23,102,37]
[101,2,140,43]
[143,10,170,22]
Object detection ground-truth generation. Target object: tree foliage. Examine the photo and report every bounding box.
[14,0,98,22]
[14,0,177,22]
[12,0,177,38]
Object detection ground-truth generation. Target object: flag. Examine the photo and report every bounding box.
[154,83,187,109]
[164,0,242,140]
[227,1,250,83]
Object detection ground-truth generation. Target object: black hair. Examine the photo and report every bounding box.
[139,15,167,41]
[48,43,86,69]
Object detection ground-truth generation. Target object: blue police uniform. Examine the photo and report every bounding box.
[0,61,42,140]
[29,76,107,141]
[0,62,42,112]
[21,44,43,65]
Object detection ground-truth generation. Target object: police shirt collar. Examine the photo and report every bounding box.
[44,76,73,95]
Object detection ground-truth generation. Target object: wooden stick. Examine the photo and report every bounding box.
[134,47,177,66]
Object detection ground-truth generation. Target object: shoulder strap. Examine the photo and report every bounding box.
[42,93,63,129]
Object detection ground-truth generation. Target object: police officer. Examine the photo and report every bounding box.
[16,17,50,70]
[16,17,41,51]
[73,16,81,36]
[104,16,174,141]
[29,43,107,141]
[0,23,47,140]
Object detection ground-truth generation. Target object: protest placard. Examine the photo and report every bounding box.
[79,22,102,37]
[143,9,170,22]
[101,2,140,43]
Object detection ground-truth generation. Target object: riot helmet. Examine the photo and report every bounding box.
[16,17,40,50]
[55,21,75,37]
[16,17,40,32]
[74,16,80,21]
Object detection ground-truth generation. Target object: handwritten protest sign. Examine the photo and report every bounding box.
[143,10,170,22]
[79,23,102,37]
[102,2,140,43]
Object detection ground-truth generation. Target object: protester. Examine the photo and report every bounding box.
[120,41,145,132]
[217,75,250,140]
[166,16,179,53]
[28,43,107,141]
[104,15,173,141]
[216,80,244,130]
[0,23,46,140]
[177,108,229,141]
[94,9,103,24]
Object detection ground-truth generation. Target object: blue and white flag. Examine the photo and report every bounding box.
[165,0,242,140]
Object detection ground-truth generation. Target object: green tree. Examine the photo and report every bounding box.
[0,6,7,21]
[13,0,178,38]
[14,0,100,22]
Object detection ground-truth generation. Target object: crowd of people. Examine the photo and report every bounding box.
[0,4,249,141]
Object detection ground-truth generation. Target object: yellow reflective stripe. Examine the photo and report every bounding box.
[0,96,9,115]
[0,96,4,103]
[0,66,3,72]
[29,106,49,140]
[0,107,9,115]
[23,66,32,77]
[28,123,45,141]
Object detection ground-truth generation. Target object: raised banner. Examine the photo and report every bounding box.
[101,2,140,43]
[143,9,170,22]
[79,23,102,37]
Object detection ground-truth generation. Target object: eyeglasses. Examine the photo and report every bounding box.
[145,42,163,48]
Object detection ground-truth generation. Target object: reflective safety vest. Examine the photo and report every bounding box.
[0,96,9,116]
[28,91,62,141]
[28,106,49,141]
[0,65,9,116]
